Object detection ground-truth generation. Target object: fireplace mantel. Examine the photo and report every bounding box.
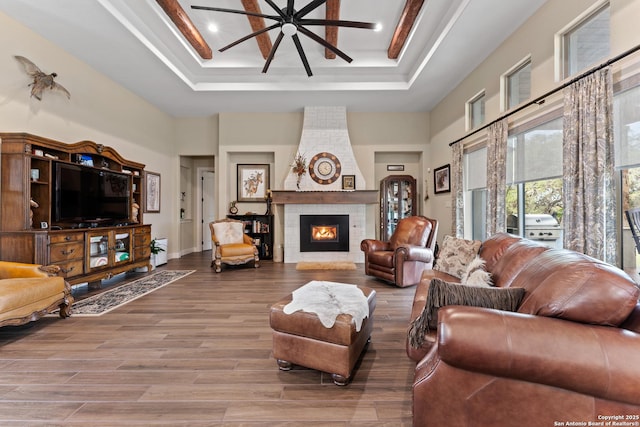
[271,190,378,205]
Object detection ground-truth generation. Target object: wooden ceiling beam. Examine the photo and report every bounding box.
[155,0,212,60]
[324,0,339,59]
[388,0,424,59]
[241,0,273,59]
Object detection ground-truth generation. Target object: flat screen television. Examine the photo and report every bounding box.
[52,162,131,225]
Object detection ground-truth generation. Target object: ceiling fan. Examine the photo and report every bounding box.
[191,0,377,76]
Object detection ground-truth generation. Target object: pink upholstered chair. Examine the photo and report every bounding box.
[209,219,259,273]
[360,215,438,287]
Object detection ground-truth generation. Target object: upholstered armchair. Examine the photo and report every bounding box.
[360,215,438,287]
[0,261,73,327]
[209,219,259,273]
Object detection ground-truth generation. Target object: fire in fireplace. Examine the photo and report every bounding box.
[312,225,337,241]
[300,215,349,252]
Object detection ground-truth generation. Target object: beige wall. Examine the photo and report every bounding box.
[428,0,640,239]
[4,0,637,261]
[217,111,430,251]
[0,7,431,262]
[0,10,180,257]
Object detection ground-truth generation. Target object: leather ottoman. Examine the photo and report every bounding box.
[270,281,376,385]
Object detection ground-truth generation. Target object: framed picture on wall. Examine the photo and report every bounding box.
[434,164,451,194]
[342,175,356,190]
[237,164,270,202]
[144,171,161,213]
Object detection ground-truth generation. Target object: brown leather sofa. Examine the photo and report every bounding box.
[361,216,438,287]
[408,233,640,427]
[0,261,73,327]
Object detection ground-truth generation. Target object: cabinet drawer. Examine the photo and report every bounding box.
[134,233,151,248]
[49,242,84,262]
[134,246,150,260]
[49,232,84,244]
[134,225,151,235]
[54,259,84,278]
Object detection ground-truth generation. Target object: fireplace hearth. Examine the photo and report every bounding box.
[300,215,349,252]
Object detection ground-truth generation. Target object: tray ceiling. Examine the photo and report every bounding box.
[0,0,549,116]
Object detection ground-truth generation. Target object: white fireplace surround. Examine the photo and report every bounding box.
[278,106,373,264]
[283,106,365,191]
[284,204,365,263]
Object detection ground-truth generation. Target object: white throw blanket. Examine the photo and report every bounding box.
[283,281,369,331]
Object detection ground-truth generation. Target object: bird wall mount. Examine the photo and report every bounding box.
[14,55,70,101]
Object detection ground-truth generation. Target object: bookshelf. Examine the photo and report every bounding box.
[227,214,273,260]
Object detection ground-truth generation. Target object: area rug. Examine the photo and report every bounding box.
[68,270,195,316]
[296,262,357,271]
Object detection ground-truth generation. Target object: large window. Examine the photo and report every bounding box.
[506,117,564,248]
[560,3,610,78]
[614,82,640,270]
[464,147,487,240]
[504,58,531,110]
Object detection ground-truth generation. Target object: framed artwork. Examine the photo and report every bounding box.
[434,164,451,194]
[342,175,356,190]
[144,171,161,213]
[237,164,269,202]
[387,164,404,171]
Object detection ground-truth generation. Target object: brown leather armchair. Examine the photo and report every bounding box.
[209,219,259,273]
[360,215,438,287]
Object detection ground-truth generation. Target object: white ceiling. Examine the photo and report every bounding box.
[0,0,548,117]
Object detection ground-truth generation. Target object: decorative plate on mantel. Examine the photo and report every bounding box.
[309,152,342,185]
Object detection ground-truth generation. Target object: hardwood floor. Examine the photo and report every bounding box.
[0,252,417,426]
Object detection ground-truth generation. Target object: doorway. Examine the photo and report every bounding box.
[179,156,214,256]
[199,168,216,251]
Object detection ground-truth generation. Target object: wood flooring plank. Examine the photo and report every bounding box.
[0,253,418,425]
[223,401,379,422]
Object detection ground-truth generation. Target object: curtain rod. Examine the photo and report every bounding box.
[448,43,640,147]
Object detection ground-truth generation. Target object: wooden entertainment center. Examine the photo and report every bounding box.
[0,133,152,285]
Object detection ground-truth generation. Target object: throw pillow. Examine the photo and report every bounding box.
[460,256,492,287]
[212,221,244,245]
[408,278,525,348]
[433,235,481,278]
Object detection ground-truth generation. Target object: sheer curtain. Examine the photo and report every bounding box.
[562,67,616,263]
[485,119,508,238]
[451,142,464,237]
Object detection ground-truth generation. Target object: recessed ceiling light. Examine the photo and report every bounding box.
[207,23,218,33]
[374,23,383,32]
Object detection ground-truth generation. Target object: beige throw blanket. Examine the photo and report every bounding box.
[283,281,369,331]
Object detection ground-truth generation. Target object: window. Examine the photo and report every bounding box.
[614,82,640,270]
[503,58,531,110]
[560,3,610,78]
[467,92,485,130]
[506,117,564,248]
[464,147,487,240]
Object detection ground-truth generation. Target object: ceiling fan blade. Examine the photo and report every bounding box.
[191,5,279,21]
[263,0,287,19]
[262,32,285,74]
[294,0,328,19]
[292,34,313,77]
[297,26,352,63]
[219,23,280,52]
[299,19,377,30]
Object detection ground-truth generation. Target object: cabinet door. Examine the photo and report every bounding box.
[113,231,132,265]
[380,175,417,240]
[87,231,111,271]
